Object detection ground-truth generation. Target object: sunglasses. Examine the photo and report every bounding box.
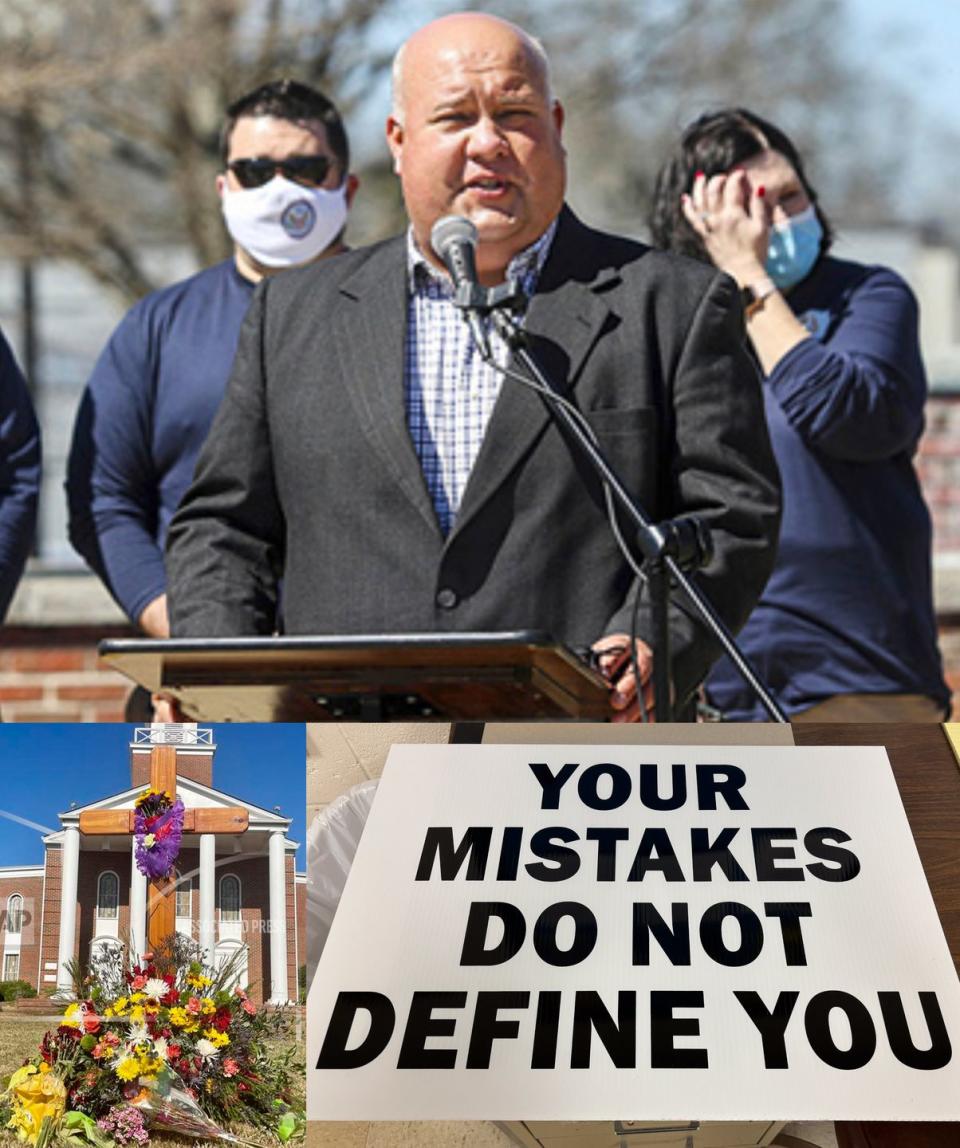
[227,154,333,189]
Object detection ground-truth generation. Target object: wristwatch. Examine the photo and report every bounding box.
[740,277,777,319]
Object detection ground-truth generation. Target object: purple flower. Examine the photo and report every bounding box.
[135,797,185,880]
[97,1104,150,1146]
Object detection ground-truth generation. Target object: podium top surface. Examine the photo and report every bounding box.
[99,631,612,722]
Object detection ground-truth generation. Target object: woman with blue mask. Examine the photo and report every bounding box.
[649,108,949,722]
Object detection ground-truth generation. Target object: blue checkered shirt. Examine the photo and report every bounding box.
[404,220,557,536]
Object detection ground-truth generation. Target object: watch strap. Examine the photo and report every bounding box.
[740,277,777,318]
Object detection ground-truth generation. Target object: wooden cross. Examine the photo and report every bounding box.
[79,744,249,951]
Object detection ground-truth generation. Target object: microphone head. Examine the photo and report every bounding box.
[430,215,478,261]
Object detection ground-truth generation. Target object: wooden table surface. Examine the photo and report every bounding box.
[792,723,960,969]
[791,724,960,1148]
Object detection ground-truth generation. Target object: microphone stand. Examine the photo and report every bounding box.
[456,278,787,724]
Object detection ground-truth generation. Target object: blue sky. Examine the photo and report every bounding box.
[848,0,960,117]
[0,724,306,869]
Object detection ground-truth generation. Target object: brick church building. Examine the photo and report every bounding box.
[0,725,306,1006]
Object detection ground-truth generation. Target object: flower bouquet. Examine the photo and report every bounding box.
[133,789,185,881]
[2,939,303,1146]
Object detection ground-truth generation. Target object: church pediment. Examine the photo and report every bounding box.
[46,777,295,851]
[57,776,289,823]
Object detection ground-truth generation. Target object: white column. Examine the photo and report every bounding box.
[129,838,147,964]
[268,830,289,1004]
[199,834,216,968]
[54,825,80,997]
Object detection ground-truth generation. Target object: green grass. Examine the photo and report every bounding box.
[0,1014,304,1147]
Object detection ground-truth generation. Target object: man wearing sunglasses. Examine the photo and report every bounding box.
[66,80,357,648]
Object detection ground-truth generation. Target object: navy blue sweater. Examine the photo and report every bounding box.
[0,330,40,620]
[66,260,255,622]
[706,256,949,719]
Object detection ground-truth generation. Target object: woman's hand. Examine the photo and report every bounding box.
[681,169,769,288]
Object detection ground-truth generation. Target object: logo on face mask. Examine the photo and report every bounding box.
[281,199,317,239]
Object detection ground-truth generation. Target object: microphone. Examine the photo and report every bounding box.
[430,215,491,360]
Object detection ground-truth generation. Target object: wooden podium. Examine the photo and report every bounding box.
[99,631,612,721]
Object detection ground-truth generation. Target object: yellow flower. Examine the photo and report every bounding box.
[7,1064,66,1144]
[114,1057,141,1082]
[137,1055,162,1079]
[128,1006,145,1023]
[203,1028,230,1048]
[113,997,129,1015]
[168,1007,189,1027]
[200,997,216,1016]
[61,1003,81,1029]
[8,1106,31,1139]
[128,992,144,1003]
[185,972,212,990]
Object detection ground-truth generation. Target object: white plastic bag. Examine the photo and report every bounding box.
[306,779,378,986]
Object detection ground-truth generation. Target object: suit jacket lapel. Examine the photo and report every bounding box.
[331,238,441,536]
[451,209,619,538]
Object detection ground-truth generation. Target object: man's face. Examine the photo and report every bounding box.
[387,18,565,284]
[218,114,344,195]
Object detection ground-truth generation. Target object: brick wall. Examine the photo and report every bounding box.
[0,873,44,990]
[0,625,134,722]
[286,855,297,1001]
[40,845,63,993]
[919,394,960,554]
[295,877,306,998]
[130,750,214,788]
[918,392,960,716]
[77,853,130,972]
[220,855,269,1005]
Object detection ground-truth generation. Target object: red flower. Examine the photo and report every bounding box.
[213,1009,231,1032]
[237,1082,250,1093]
[168,1043,181,1059]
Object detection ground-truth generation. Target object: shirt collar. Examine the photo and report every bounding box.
[407,218,558,294]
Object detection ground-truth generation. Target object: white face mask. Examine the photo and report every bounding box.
[220,175,348,268]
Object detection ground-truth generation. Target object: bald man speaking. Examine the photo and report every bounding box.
[166,13,780,720]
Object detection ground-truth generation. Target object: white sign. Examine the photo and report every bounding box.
[308,744,960,1120]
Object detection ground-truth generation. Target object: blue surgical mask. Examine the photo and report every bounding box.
[764,205,823,291]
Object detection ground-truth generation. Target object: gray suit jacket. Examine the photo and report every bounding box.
[167,208,780,705]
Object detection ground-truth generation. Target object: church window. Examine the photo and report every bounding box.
[220,874,241,922]
[96,871,119,920]
[5,894,23,934]
[2,952,18,980]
